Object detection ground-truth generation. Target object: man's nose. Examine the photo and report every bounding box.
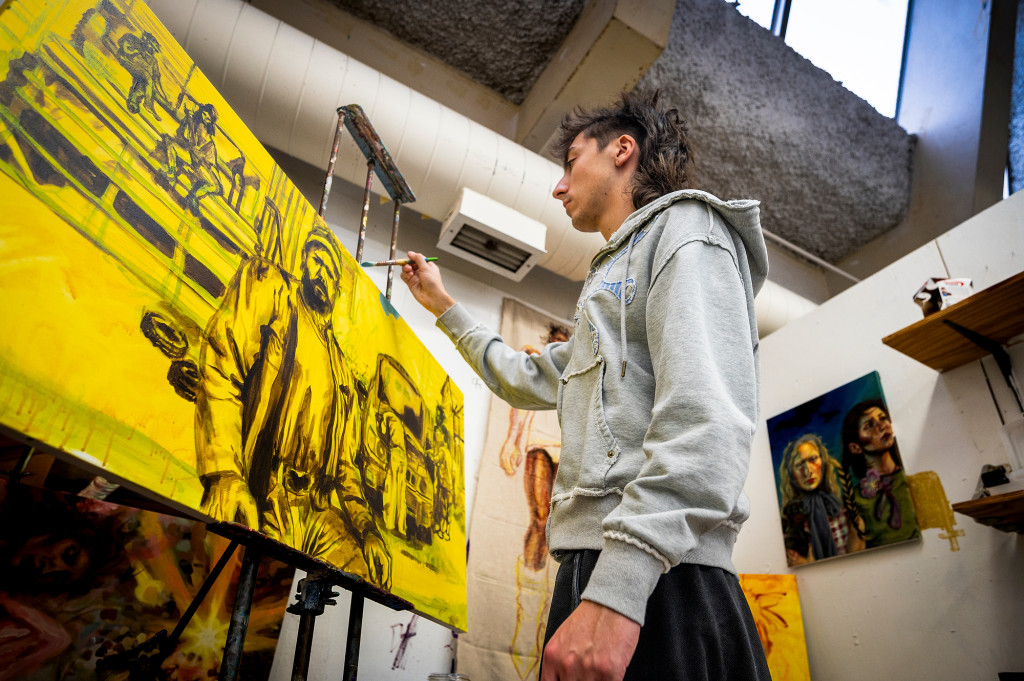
[552,173,568,200]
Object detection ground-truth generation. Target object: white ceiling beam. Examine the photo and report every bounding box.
[516,0,675,155]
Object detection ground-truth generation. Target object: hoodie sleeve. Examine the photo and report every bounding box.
[581,231,759,624]
[436,303,571,410]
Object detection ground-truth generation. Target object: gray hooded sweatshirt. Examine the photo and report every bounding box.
[437,189,767,625]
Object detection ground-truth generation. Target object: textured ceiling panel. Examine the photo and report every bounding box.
[328,0,587,104]
[638,0,913,262]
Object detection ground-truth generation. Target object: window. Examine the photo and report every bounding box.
[735,0,775,30]
[735,0,910,118]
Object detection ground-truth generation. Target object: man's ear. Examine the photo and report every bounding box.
[613,134,638,168]
[848,443,862,455]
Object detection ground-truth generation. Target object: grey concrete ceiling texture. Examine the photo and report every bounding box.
[326,0,913,263]
[328,0,587,104]
[639,0,913,263]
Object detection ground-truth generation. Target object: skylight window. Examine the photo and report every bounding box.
[735,0,910,118]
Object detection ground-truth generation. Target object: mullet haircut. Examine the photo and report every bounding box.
[551,89,697,209]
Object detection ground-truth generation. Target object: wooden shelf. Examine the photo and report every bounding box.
[952,490,1024,534]
[881,270,1024,371]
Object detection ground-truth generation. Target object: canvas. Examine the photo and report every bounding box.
[458,299,570,681]
[738,574,811,681]
[0,478,293,681]
[766,371,920,567]
[0,0,466,629]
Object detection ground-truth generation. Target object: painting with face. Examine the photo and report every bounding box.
[767,372,920,567]
[0,478,294,680]
[0,0,466,629]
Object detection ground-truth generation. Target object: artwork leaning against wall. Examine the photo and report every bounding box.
[0,0,466,630]
[458,299,570,681]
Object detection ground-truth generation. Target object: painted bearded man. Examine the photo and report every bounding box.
[195,225,391,587]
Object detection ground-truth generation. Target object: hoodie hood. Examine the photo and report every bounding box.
[600,189,768,296]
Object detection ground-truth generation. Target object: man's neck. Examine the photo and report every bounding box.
[599,194,638,241]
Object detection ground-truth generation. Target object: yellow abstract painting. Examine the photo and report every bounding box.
[0,0,466,629]
[738,574,811,681]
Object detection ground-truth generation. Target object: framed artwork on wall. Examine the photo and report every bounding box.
[766,371,920,567]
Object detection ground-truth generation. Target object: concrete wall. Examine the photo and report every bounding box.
[638,0,914,265]
[737,191,1024,679]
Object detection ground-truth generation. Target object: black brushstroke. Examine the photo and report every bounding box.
[168,359,200,402]
[183,253,226,299]
[140,311,188,359]
[112,190,175,258]
[20,108,110,197]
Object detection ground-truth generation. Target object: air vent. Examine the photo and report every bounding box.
[438,188,546,281]
[450,224,533,273]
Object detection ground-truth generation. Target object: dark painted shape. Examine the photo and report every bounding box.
[112,190,175,257]
[20,109,110,198]
[199,216,241,255]
[168,359,201,402]
[140,311,189,359]
[183,252,226,299]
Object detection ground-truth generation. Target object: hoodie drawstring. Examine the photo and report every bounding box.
[620,231,635,378]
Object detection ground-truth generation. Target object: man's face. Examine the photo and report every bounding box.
[302,243,340,314]
[13,536,91,588]
[552,132,620,234]
[855,406,894,454]
[790,441,823,491]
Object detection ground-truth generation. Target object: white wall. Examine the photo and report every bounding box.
[735,190,1024,680]
[264,151,580,680]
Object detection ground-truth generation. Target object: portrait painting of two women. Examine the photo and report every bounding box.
[768,372,921,567]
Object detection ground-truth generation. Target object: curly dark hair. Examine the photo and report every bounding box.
[550,89,697,209]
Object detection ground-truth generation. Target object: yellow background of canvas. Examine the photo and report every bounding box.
[0,0,465,629]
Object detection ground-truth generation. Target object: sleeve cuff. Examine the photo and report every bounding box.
[435,303,477,343]
[580,536,667,625]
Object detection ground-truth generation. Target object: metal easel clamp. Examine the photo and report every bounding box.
[287,569,340,616]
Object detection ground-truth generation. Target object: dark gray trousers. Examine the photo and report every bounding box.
[543,550,772,680]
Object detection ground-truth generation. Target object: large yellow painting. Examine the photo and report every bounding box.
[0,0,466,629]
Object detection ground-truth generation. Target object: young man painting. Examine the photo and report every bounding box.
[401,91,770,680]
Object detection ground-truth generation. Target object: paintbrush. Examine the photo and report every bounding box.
[360,257,438,267]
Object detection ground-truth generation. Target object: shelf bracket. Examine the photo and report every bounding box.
[943,320,1024,415]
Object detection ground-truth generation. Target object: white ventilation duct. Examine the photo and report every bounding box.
[755,281,817,337]
[146,0,816,332]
